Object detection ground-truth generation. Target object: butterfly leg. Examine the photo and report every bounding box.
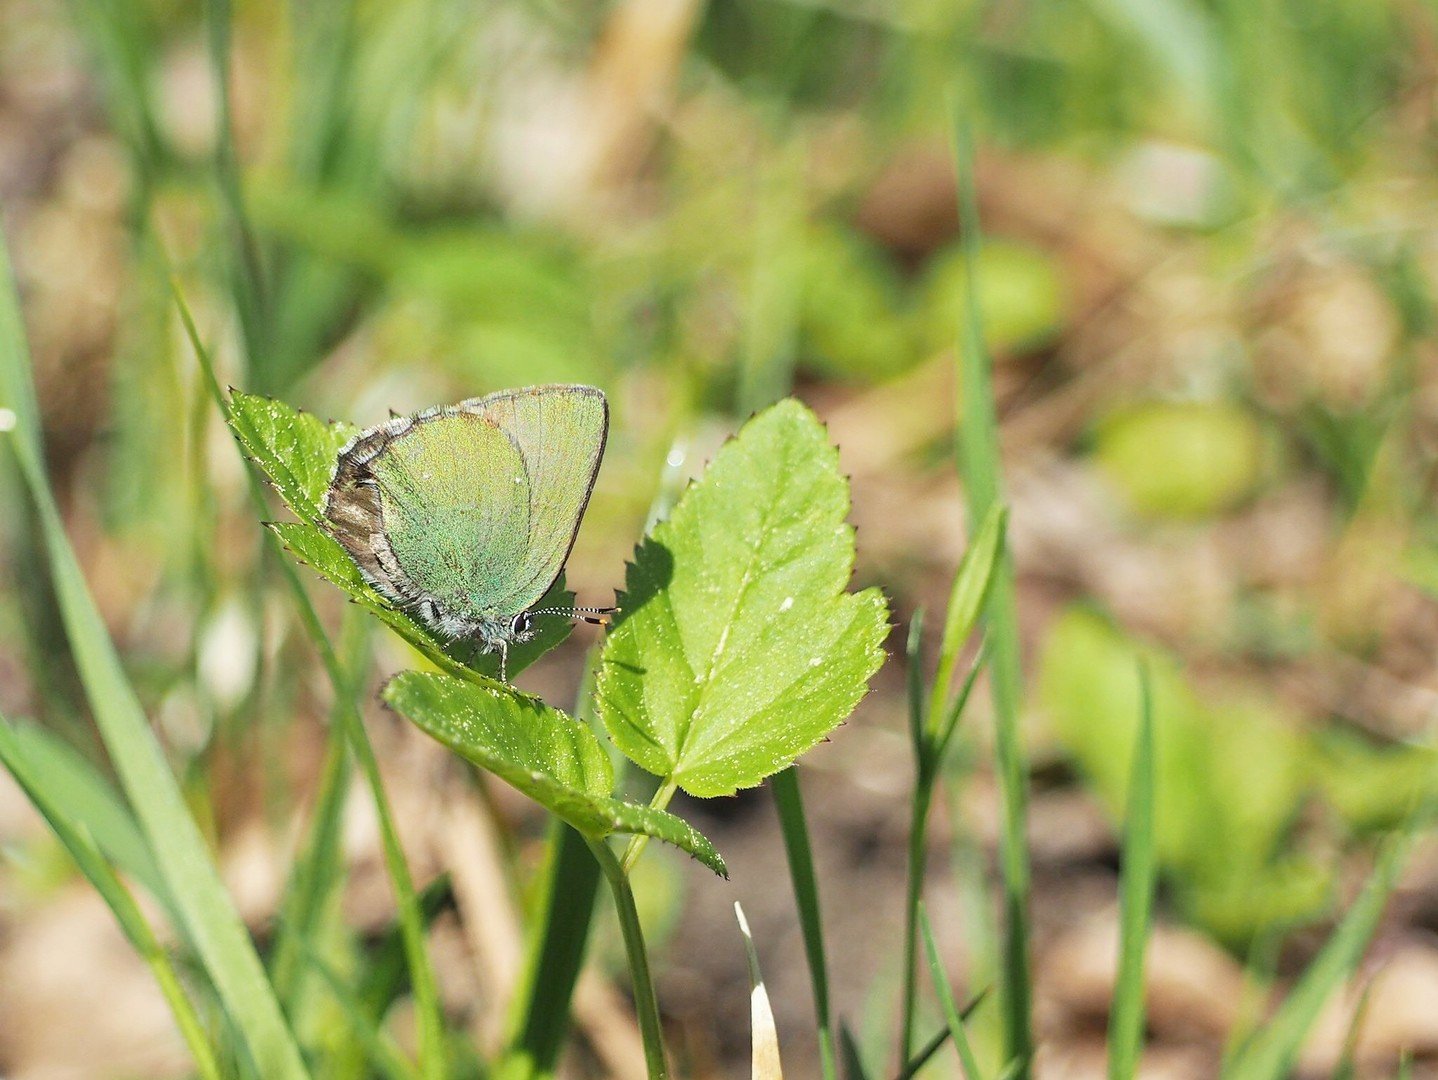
[461,637,484,669]
[499,639,509,683]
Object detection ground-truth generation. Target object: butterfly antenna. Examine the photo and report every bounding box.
[530,605,619,627]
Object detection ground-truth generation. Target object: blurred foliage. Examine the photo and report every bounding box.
[4,0,1438,1068]
[1040,607,1326,944]
[1094,401,1271,520]
[1041,606,1438,944]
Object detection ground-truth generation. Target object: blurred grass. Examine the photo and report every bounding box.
[1,0,1438,1075]
[951,108,1033,1078]
[0,227,310,1077]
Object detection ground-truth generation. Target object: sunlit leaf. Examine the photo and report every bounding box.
[597,399,889,797]
[384,672,726,876]
[227,390,355,525]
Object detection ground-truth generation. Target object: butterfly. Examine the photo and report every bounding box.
[321,384,615,680]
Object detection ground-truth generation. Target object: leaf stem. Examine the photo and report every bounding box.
[586,836,669,1080]
[621,778,679,874]
[900,761,937,1064]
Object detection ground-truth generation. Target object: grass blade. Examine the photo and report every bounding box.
[905,609,927,757]
[772,766,839,1080]
[288,931,419,1080]
[839,1023,872,1080]
[501,821,602,1080]
[0,232,311,1079]
[1108,666,1157,1080]
[919,906,984,1080]
[950,102,1033,1079]
[270,713,352,1011]
[927,505,1006,732]
[0,711,224,1080]
[173,282,448,1077]
[736,902,784,1080]
[204,0,269,379]
[1224,835,1412,1080]
[5,720,172,915]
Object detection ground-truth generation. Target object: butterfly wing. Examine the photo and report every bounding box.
[454,384,608,615]
[323,385,606,630]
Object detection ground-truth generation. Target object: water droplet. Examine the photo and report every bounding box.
[666,447,685,468]
[779,596,794,613]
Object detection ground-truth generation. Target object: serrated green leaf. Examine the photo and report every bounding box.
[387,671,612,797]
[597,398,889,797]
[227,391,355,524]
[384,673,726,875]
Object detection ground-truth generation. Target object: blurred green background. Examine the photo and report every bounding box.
[3,0,1438,1075]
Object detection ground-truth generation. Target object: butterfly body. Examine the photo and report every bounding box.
[322,385,610,672]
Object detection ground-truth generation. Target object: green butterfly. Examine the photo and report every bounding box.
[322,384,614,679]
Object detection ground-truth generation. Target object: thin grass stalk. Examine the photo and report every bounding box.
[950,106,1034,1079]
[0,712,225,1080]
[270,713,352,1009]
[898,612,928,1062]
[902,625,987,1064]
[0,231,311,1080]
[899,771,936,1065]
[287,929,420,1080]
[772,766,839,1080]
[174,285,448,1078]
[586,837,669,1080]
[1107,667,1157,1080]
[1223,833,1414,1080]
[204,0,270,376]
[919,906,983,1080]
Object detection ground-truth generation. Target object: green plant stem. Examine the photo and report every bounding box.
[148,955,226,1080]
[772,767,839,1080]
[900,764,936,1064]
[586,837,669,1080]
[1108,667,1156,1080]
[174,287,446,1078]
[621,778,678,874]
[952,107,1033,1079]
[270,720,351,1007]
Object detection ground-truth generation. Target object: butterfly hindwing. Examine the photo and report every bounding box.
[454,385,608,615]
[322,385,607,634]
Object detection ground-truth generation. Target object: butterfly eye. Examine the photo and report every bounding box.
[510,612,531,636]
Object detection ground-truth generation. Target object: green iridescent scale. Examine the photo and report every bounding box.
[321,384,611,676]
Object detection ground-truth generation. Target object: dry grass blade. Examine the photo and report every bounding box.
[736,902,784,1080]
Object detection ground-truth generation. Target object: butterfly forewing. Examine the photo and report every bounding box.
[370,414,533,617]
[457,385,608,614]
